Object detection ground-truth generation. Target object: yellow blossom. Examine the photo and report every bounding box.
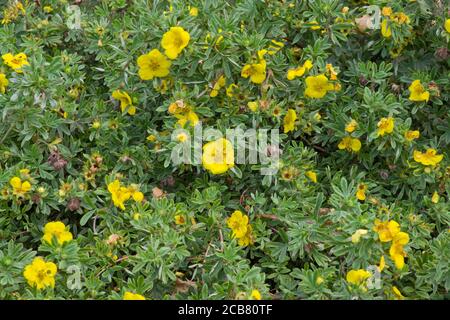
[210,75,226,97]
[175,110,200,127]
[226,83,238,97]
[112,90,136,115]
[446,19,450,33]
[338,136,361,152]
[346,269,371,287]
[356,183,367,201]
[408,80,430,102]
[241,62,266,84]
[175,215,186,225]
[373,219,400,242]
[123,292,146,300]
[161,26,190,59]
[431,191,439,204]
[305,171,317,183]
[351,229,368,243]
[377,117,394,136]
[23,257,57,290]
[43,6,53,13]
[404,130,420,141]
[238,224,254,247]
[392,286,405,300]
[10,177,31,197]
[0,73,8,94]
[127,184,144,202]
[382,7,392,17]
[227,210,249,238]
[42,221,73,245]
[267,40,284,55]
[345,119,358,133]
[2,52,29,72]
[413,149,443,166]
[326,63,338,80]
[189,7,198,17]
[251,289,261,300]
[309,20,321,30]
[389,232,409,270]
[137,49,171,80]
[286,60,313,80]
[108,179,131,210]
[247,101,259,112]
[304,74,334,99]
[283,109,297,133]
[202,138,235,174]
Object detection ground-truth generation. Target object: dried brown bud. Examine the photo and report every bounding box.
[31,194,41,204]
[67,197,81,211]
[152,187,165,199]
[435,48,449,60]
[106,234,121,246]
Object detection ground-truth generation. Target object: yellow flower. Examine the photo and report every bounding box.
[382,7,392,17]
[305,171,317,183]
[226,83,238,97]
[227,210,249,238]
[373,219,400,242]
[356,183,367,201]
[247,101,258,112]
[202,138,235,175]
[161,26,190,59]
[238,224,254,247]
[10,176,31,197]
[123,291,146,300]
[250,289,261,300]
[309,20,321,30]
[326,63,338,80]
[338,136,362,152]
[210,75,226,97]
[241,62,266,84]
[377,117,394,136]
[43,5,53,13]
[404,130,420,141]
[175,215,186,225]
[112,90,136,115]
[127,184,144,202]
[431,191,439,204]
[42,221,73,245]
[175,110,200,127]
[189,7,198,17]
[267,39,284,55]
[2,52,29,72]
[0,73,8,94]
[381,20,392,38]
[286,60,313,80]
[408,80,430,102]
[413,149,443,166]
[108,180,131,210]
[445,19,450,33]
[316,276,325,285]
[137,49,171,80]
[345,119,358,133]
[346,269,371,286]
[304,74,334,99]
[23,257,57,290]
[378,255,386,272]
[391,12,410,25]
[392,286,405,300]
[351,229,368,243]
[389,232,409,270]
[283,109,297,133]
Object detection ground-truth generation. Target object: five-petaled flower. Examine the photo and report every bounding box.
[42,221,73,245]
[408,80,430,102]
[137,49,171,80]
[161,26,190,60]
[413,148,443,166]
[338,136,361,152]
[377,117,395,136]
[202,138,235,175]
[10,176,31,197]
[304,74,335,98]
[283,109,297,133]
[112,90,136,115]
[2,52,29,72]
[23,257,57,290]
[123,291,146,300]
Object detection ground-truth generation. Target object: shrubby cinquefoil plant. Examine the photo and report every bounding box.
[0,0,449,300]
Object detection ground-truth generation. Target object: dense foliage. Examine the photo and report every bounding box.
[0,0,449,300]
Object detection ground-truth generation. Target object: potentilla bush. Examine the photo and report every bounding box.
[0,0,449,300]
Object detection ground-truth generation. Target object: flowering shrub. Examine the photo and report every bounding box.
[0,0,449,300]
